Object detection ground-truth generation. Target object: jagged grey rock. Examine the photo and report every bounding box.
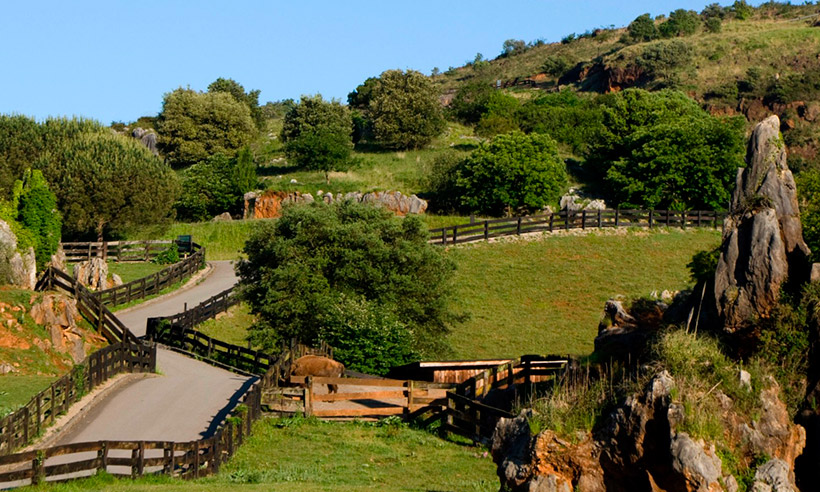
[669,433,722,491]
[752,459,795,492]
[491,410,534,489]
[715,115,811,335]
[73,257,109,290]
[0,219,37,289]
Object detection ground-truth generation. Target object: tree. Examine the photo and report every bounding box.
[455,132,568,216]
[500,39,527,57]
[659,9,701,38]
[367,69,445,149]
[449,82,495,124]
[208,77,265,129]
[732,0,754,20]
[280,95,352,184]
[155,88,256,168]
[587,89,745,210]
[13,169,60,269]
[236,201,461,362]
[347,77,380,110]
[37,132,180,240]
[175,151,255,222]
[628,13,659,42]
[475,92,520,138]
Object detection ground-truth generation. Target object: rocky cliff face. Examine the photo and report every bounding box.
[493,372,805,492]
[714,115,810,339]
[0,219,36,290]
[243,190,427,219]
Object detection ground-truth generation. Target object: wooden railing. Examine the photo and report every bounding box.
[61,240,192,263]
[91,243,206,308]
[0,379,261,487]
[428,209,726,245]
[0,340,156,457]
[146,287,238,333]
[36,267,130,344]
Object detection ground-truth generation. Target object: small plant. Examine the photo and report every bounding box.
[152,244,180,265]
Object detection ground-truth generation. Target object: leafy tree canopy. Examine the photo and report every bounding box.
[659,9,701,38]
[280,95,353,184]
[156,88,255,168]
[628,13,659,42]
[236,201,461,365]
[13,169,60,269]
[455,132,568,216]
[175,149,256,222]
[208,77,265,129]
[367,69,445,149]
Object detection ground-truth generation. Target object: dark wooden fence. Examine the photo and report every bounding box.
[61,239,192,263]
[146,287,238,334]
[428,209,726,245]
[90,243,205,308]
[0,380,261,487]
[36,267,130,344]
[0,340,156,457]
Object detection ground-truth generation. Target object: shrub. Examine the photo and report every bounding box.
[705,17,722,33]
[236,201,462,358]
[449,82,494,125]
[798,168,820,262]
[423,150,465,214]
[517,91,604,155]
[500,39,527,57]
[542,55,574,78]
[732,0,754,20]
[455,132,568,216]
[280,95,352,184]
[659,9,701,38]
[175,153,249,222]
[207,77,265,129]
[636,40,694,80]
[13,169,61,269]
[152,244,180,265]
[628,13,659,42]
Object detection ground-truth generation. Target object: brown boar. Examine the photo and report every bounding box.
[291,355,345,393]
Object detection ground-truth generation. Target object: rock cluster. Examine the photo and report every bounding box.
[131,127,158,155]
[594,298,672,360]
[492,372,805,492]
[0,219,36,290]
[714,115,811,338]
[73,258,122,291]
[243,190,427,219]
[559,191,607,213]
[30,294,89,363]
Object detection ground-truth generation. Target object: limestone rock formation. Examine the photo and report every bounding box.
[559,191,607,213]
[31,293,88,363]
[0,219,37,290]
[594,298,669,360]
[714,115,811,336]
[243,189,427,219]
[492,371,804,492]
[212,211,233,222]
[131,127,159,155]
[48,244,66,271]
[73,257,108,290]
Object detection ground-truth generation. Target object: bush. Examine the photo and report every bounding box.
[500,39,527,57]
[636,40,694,80]
[449,82,494,125]
[367,70,445,149]
[175,153,251,222]
[455,132,568,216]
[732,0,754,20]
[236,201,462,358]
[517,91,604,155]
[704,17,722,33]
[13,169,60,269]
[798,168,820,262]
[152,244,180,265]
[628,13,659,42]
[281,95,352,183]
[423,150,465,214]
[659,9,701,38]
[541,55,574,78]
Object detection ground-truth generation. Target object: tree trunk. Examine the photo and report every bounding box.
[325,171,330,186]
[96,221,105,242]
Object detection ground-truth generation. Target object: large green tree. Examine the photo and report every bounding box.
[587,89,745,210]
[455,132,568,216]
[207,77,265,129]
[236,201,461,364]
[367,69,445,149]
[280,95,353,184]
[175,149,256,222]
[38,132,180,240]
[156,88,256,168]
[13,169,61,268]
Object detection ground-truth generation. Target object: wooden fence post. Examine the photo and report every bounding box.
[441,228,446,245]
[406,380,414,414]
[649,209,654,228]
[598,209,602,228]
[453,226,458,244]
[549,213,554,232]
[137,440,145,477]
[516,216,522,235]
[665,209,671,227]
[581,210,586,230]
[484,220,489,240]
[615,208,620,228]
[681,210,686,229]
[193,440,200,479]
[305,376,314,417]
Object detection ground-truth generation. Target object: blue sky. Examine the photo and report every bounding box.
[0,1,741,123]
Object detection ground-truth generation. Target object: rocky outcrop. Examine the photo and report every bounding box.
[714,116,811,338]
[48,244,66,271]
[0,219,36,290]
[492,371,804,492]
[594,298,670,360]
[243,189,427,219]
[559,191,606,213]
[131,127,158,155]
[72,258,121,290]
[212,212,233,222]
[30,294,89,363]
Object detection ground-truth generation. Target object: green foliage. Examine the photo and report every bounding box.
[175,153,253,221]
[208,77,265,129]
[280,95,353,183]
[541,55,574,78]
[423,150,466,214]
[636,40,694,80]
[798,168,820,262]
[628,13,659,42]
[318,295,419,376]
[705,16,723,33]
[236,201,461,358]
[474,92,521,138]
[347,76,380,110]
[455,132,568,216]
[152,244,180,265]
[449,82,495,124]
[156,88,256,168]
[687,248,720,284]
[367,69,446,149]
[14,169,61,269]
[37,131,180,240]
[500,39,527,57]
[659,9,701,38]
[517,91,604,155]
[732,0,754,20]
[587,89,745,210]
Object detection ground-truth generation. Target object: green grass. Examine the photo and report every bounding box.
[197,303,255,347]
[445,228,721,358]
[0,375,56,417]
[22,417,498,492]
[104,263,166,283]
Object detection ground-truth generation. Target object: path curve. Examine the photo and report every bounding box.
[53,260,250,444]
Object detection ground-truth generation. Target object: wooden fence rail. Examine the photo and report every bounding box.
[61,239,192,263]
[0,379,261,488]
[0,340,156,457]
[90,242,206,308]
[428,209,726,245]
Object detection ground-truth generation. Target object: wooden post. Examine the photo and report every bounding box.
[406,380,414,414]
[598,209,602,228]
[548,213,554,232]
[163,444,172,475]
[581,210,586,230]
[516,216,522,235]
[32,451,43,485]
[714,212,719,229]
[36,395,42,436]
[193,440,200,479]
[440,228,446,245]
[305,376,314,417]
[681,210,686,229]
[649,209,654,228]
[697,210,702,227]
[100,442,108,473]
[564,211,570,230]
[137,440,145,476]
[665,209,671,227]
[484,220,489,240]
[452,226,458,244]
[615,209,620,228]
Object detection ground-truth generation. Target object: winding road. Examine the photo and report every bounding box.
[53,261,252,444]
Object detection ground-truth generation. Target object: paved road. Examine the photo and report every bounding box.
[55,260,251,444]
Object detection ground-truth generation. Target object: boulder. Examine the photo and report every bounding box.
[31,293,87,363]
[714,116,811,338]
[131,127,158,155]
[0,219,37,290]
[752,459,795,492]
[0,362,16,374]
[669,433,722,491]
[559,192,607,213]
[212,212,233,222]
[594,298,667,360]
[48,244,67,271]
[73,257,109,290]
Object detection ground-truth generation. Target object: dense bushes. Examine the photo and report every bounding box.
[175,149,256,222]
[236,202,461,362]
[13,170,60,268]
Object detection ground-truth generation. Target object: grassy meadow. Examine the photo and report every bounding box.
[0,375,56,417]
[20,417,497,492]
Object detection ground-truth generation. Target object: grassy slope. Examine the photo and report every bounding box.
[25,417,497,492]
[446,228,720,358]
[1,375,56,417]
[197,303,255,347]
[107,263,166,283]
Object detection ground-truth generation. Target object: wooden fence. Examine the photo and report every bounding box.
[428,209,726,245]
[61,239,192,263]
[90,242,205,308]
[0,340,156,457]
[146,287,238,334]
[0,379,261,487]
[36,267,130,344]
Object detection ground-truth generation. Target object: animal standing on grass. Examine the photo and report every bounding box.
[291,355,345,394]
